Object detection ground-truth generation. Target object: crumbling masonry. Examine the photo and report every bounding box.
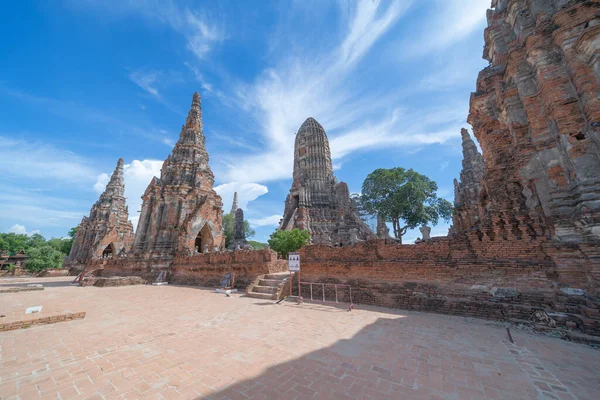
[279,117,374,245]
[68,158,134,261]
[66,0,600,336]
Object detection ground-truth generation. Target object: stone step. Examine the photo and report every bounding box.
[246,292,277,300]
[252,285,279,294]
[259,279,286,286]
[264,273,289,280]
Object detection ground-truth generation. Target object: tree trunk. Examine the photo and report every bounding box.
[392,218,399,238]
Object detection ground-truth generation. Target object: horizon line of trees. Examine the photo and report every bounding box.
[0,227,77,272]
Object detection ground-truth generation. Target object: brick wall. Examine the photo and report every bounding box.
[170,249,287,288]
[70,249,287,289]
[296,239,600,336]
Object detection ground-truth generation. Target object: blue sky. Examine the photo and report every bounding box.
[0,0,489,243]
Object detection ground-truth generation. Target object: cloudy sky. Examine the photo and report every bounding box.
[0,0,489,243]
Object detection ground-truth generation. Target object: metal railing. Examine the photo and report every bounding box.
[297,282,354,311]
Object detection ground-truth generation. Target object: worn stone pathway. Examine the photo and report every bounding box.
[0,277,599,399]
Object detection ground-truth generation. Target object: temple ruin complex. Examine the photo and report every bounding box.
[278,117,374,245]
[67,158,134,261]
[64,1,600,336]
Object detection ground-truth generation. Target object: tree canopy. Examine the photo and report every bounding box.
[268,229,310,257]
[0,227,77,270]
[360,167,453,243]
[24,245,64,272]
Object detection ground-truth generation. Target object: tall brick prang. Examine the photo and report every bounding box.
[67,158,135,262]
[279,117,373,245]
[133,92,224,257]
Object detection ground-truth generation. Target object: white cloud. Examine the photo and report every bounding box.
[0,136,97,183]
[71,0,225,60]
[214,182,269,212]
[94,173,110,194]
[401,0,488,58]
[249,214,282,227]
[8,224,26,235]
[0,206,82,228]
[221,0,412,183]
[0,87,176,146]
[129,69,161,96]
[94,159,163,229]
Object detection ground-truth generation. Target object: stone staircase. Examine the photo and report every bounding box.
[246,273,289,300]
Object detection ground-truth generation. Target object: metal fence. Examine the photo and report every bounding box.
[297,282,354,311]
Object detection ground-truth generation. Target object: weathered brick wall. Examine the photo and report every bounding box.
[297,239,600,336]
[170,249,287,288]
[36,268,70,277]
[81,276,147,287]
[70,249,287,289]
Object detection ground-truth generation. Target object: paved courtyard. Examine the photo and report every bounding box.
[0,277,599,400]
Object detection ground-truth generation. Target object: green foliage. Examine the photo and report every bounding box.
[24,245,64,272]
[268,229,310,257]
[0,233,28,254]
[68,227,78,239]
[0,226,77,271]
[360,167,453,243]
[222,214,255,247]
[27,233,47,249]
[247,240,268,250]
[47,238,74,255]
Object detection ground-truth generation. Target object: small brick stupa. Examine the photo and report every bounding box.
[68,158,135,261]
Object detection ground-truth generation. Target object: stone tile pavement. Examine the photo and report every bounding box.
[0,276,599,399]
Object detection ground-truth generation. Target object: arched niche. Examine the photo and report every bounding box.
[102,243,115,259]
[195,224,213,253]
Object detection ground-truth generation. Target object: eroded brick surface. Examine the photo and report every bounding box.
[0,277,599,400]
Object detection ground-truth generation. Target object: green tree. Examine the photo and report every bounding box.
[222,214,255,248]
[58,226,78,255]
[247,240,268,250]
[24,245,64,272]
[26,233,47,250]
[0,233,28,255]
[360,167,453,243]
[268,229,310,258]
[68,227,78,239]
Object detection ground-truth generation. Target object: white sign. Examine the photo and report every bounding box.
[26,306,42,314]
[288,252,300,272]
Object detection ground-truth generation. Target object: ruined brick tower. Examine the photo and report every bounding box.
[279,117,373,245]
[133,92,224,256]
[68,158,135,261]
[458,0,600,246]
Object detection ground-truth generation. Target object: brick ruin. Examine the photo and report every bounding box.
[66,1,600,336]
[67,158,134,262]
[228,208,249,250]
[133,92,224,260]
[279,117,374,245]
[293,0,600,336]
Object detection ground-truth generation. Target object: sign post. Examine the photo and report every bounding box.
[288,252,300,301]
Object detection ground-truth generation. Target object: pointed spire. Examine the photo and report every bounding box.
[101,158,125,199]
[185,92,202,130]
[230,192,239,215]
[461,128,480,162]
